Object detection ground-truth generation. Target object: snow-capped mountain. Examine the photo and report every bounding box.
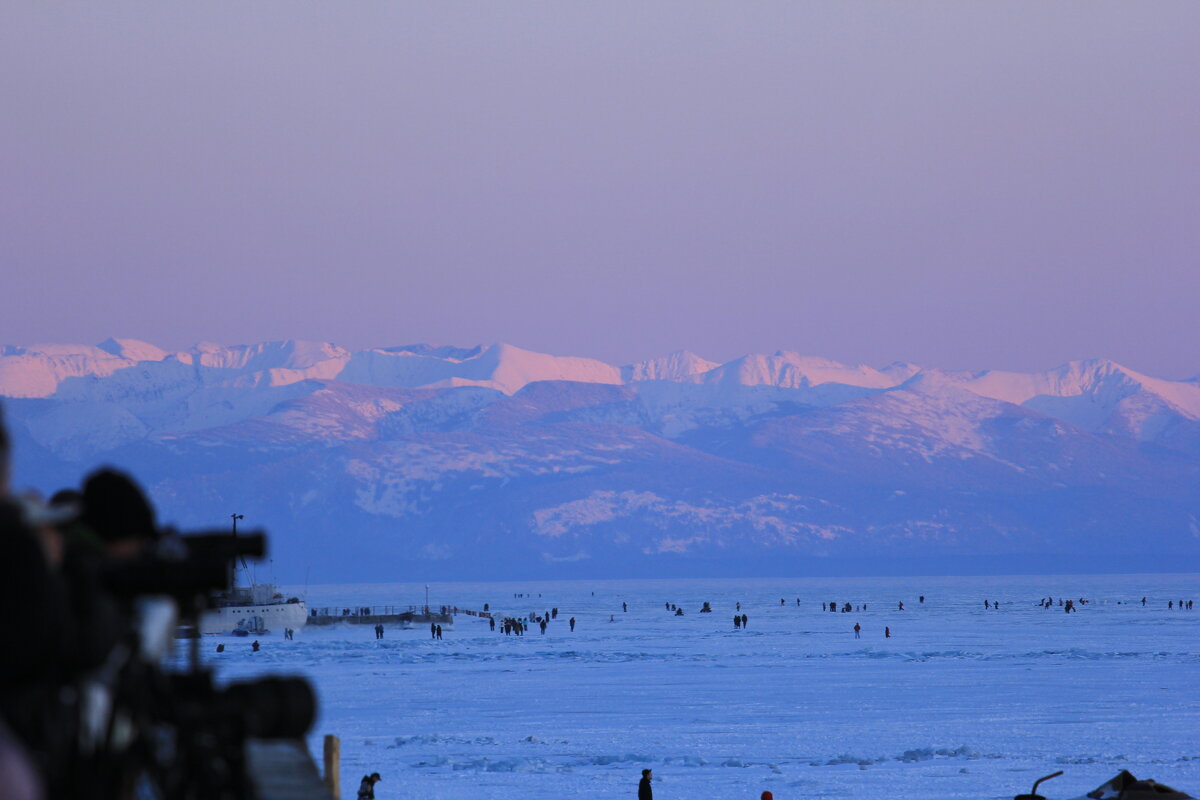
[3,339,1198,581]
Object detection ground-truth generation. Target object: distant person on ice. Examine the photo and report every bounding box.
[853,622,861,639]
[569,617,576,631]
[357,772,381,800]
[638,768,653,800]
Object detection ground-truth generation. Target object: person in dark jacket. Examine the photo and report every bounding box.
[638,768,653,800]
[357,772,381,799]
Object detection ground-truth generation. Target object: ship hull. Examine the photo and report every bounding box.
[199,601,308,635]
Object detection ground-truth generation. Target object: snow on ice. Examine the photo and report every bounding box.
[184,573,1200,800]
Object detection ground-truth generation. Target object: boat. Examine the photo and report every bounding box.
[195,513,308,635]
[199,583,308,636]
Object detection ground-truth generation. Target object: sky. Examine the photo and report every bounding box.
[1,3,1198,378]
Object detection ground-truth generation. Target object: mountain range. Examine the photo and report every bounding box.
[4,339,1199,581]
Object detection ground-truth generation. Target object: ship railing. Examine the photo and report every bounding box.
[308,605,425,618]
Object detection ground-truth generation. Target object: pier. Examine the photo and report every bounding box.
[307,604,491,628]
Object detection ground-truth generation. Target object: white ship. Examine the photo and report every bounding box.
[199,583,308,636]
[189,513,308,636]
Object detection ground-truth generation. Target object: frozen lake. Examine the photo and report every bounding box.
[187,574,1200,800]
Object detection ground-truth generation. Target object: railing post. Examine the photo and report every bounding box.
[323,734,340,799]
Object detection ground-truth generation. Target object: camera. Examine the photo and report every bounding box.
[1,511,317,800]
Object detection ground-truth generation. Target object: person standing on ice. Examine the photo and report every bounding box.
[853,622,861,639]
[741,613,748,628]
[357,772,381,800]
[734,614,741,628]
[638,769,653,800]
[569,617,576,631]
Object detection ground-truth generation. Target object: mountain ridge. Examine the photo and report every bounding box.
[3,339,1198,581]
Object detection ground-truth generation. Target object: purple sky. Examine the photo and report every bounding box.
[2,3,1198,378]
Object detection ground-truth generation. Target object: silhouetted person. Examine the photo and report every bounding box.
[489,617,495,631]
[898,601,904,611]
[639,768,653,800]
[734,614,741,628]
[623,601,628,612]
[741,613,748,628]
[853,622,861,638]
[251,640,260,652]
[569,617,575,631]
[435,624,443,640]
[431,622,436,639]
[539,619,547,634]
[885,626,891,638]
[357,772,381,800]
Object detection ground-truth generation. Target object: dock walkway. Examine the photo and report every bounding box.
[307,604,492,628]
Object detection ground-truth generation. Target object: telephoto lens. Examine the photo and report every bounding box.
[223,676,318,740]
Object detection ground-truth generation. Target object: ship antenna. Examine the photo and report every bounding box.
[231,513,248,573]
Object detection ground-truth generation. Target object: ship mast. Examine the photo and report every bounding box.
[231,513,248,584]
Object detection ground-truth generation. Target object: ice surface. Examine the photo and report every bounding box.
[181,574,1200,800]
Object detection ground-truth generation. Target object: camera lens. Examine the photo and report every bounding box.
[223,676,317,739]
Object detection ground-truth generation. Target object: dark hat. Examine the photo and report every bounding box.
[81,468,158,543]
[370,773,382,781]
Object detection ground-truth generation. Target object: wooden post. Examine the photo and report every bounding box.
[323,734,340,799]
